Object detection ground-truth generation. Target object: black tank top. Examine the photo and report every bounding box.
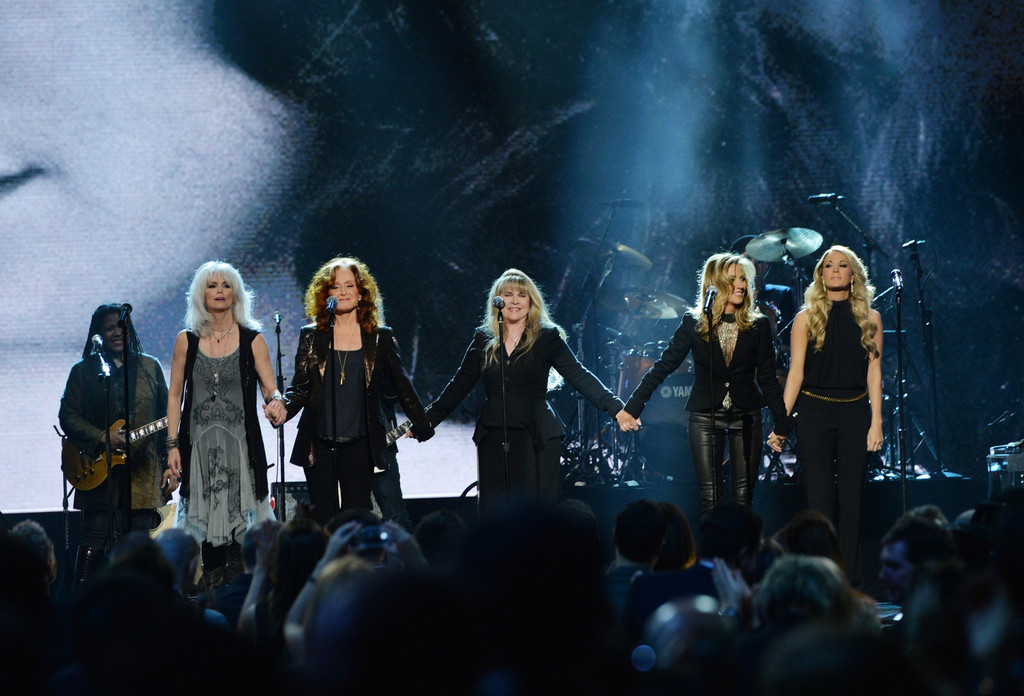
[802,299,868,391]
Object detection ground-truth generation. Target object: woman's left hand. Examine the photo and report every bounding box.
[867,422,884,451]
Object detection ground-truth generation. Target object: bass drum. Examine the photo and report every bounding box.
[617,343,693,427]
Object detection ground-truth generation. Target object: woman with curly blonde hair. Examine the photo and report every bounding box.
[618,253,790,514]
[770,245,883,582]
[427,268,626,514]
[265,256,434,525]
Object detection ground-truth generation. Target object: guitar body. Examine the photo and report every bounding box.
[61,417,168,491]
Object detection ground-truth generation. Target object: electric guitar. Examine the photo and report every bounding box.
[61,417,169,491]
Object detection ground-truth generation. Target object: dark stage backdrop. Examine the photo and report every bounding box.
[2,0,1022,513]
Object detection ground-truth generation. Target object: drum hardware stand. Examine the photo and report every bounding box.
[567,212,619,484]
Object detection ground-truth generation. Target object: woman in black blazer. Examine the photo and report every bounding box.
[428,268,626,515]
[616,253,790,514]
[266,256,433,525]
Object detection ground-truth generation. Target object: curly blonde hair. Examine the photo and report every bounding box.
[690,253,761,339]
[304,256,383,333]
[802,245,878,358]
[478,268,566,389]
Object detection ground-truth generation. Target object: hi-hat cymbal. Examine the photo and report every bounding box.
[576,237,653,271]
[600,287,687,320]
[744,227,824,262]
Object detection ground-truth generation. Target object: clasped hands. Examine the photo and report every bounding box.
[615,410,641,432]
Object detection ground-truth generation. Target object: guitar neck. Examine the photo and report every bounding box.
[386,419,413,447]
[129,417,169,443]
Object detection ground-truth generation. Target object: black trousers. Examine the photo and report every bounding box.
[476,427,561,517]
[80,508,160,549]
[688,409,763,514]
[796,394,870,579]
[304,437,374,526]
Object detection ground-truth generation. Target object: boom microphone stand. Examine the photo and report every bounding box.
[327,297,339,514]
[905,239,944,474]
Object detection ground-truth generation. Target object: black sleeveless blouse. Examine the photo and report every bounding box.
[802,299,869,391]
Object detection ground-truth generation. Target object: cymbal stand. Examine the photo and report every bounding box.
[569,210,619,484]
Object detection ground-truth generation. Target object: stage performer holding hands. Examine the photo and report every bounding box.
[616,253,790,515]
[263,256,433,526]
[167,261,280,587]
[427,268,626,515]
[768,245,883,581]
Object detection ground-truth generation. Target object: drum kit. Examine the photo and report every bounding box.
[563,225,825,485]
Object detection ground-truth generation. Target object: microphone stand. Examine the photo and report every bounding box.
[907,241,944,474]
[704,301,717,508]
[329,308,339,514]
[96,348,116,549]
[893,272,908,513]
[117,310,133,535]
[496,305,511,505]
[274,312,287,521]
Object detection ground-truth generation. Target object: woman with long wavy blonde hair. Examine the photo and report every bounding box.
[427,268,626,514]
[770,245,883,583]
[617,253,790,514]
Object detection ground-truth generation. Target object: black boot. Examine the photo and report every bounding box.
[73,545,105,590]
[225,541,244,585]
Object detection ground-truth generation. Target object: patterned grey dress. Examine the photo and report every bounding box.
[177,347,263,546]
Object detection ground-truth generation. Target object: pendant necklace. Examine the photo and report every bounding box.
[337,350,348,386]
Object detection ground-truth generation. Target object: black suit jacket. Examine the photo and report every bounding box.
[428,327,623,444]
[283,324,433,472]
[623,313,790,436]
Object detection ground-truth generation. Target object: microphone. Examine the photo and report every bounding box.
[325,297,338,314]
[890,269,903,291]
[702,286,718,314]
[491,297,505,310]
[117,303,132,327]
[91,334,104,354]
[901,239,926,248]
[273,311,282,325]
[807,193,845,205]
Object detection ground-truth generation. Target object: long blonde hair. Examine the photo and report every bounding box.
[802,245,879,357]
[478,269,566,389]
[691,253,761,338]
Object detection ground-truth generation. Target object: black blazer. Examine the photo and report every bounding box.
[283,324,433,472]
[428,327,624,444]
[623,313,790,436]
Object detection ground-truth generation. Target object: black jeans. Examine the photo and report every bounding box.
[80,508,160,549]
[688,409,763,514]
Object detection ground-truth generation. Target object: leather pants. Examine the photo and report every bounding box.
[688,409,763,514]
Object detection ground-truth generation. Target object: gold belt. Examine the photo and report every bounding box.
[800,389,867,403]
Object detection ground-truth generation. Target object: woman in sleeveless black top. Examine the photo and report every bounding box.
[770,245,883,582]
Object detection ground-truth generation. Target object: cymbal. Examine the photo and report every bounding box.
[744,227,823,262]
[600,287,688,320]
[576,237,653,271]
